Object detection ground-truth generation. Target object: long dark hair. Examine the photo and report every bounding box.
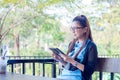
[67,15,93,58]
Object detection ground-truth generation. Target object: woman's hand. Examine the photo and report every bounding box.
[59,54,73,63]
[51,53,63,62]
[60,54,84,71]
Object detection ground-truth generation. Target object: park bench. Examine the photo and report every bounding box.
[94,57,120,80]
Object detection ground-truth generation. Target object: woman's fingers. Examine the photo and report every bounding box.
[52,53,62,61]
[52,53,72,63]
[59,54,67,61]
[52,53,57,59]
[59,54,72,62]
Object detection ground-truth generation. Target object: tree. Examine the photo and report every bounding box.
[0,0,66,56]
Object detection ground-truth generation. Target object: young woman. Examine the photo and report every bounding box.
[52,15,98,80]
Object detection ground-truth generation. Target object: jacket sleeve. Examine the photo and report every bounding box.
[82,43,98,80]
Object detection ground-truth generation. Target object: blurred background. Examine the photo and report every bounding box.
[0,0,120,58]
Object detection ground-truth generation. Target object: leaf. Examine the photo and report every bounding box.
[3,0,18,4]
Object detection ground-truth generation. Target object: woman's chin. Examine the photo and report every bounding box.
[74,36,79,40]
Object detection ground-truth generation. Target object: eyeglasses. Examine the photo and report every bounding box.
[70,27,83,31]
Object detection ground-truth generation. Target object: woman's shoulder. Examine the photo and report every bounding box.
[88,40,97,48]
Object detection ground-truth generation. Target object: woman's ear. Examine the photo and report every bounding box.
[84,27,88,33]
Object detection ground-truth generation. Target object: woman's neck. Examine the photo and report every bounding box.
[78,37,86,43]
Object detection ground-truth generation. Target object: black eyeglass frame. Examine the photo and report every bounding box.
[70,27,83,31]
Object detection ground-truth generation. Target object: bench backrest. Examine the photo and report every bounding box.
[95,58,120,73]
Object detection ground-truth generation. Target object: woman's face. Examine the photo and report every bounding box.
[71,21,86,39]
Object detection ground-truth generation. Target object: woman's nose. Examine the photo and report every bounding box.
[72,30,75,33]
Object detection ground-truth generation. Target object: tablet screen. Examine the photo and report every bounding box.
[49,48,60,55]
[49,48,64,55]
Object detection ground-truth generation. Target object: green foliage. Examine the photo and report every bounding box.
[3,0,18,4]
[34,49,50,56]
[52,32,65,42]
[0,0,67,56]
[115,73,120,80]
[0,0,119,57]
[37,0,63,9]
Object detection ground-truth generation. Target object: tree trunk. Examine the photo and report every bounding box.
[14,33,20,56]
[0,34,2,56]
[37,39,40,49]
[0,40,2,56]
[14,33,21,73]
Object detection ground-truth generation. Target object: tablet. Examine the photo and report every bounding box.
[49,48,59,55]
[55,48,65,54]
[49,48,65,55]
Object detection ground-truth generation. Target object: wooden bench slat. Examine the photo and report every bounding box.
[95,58,120,73]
